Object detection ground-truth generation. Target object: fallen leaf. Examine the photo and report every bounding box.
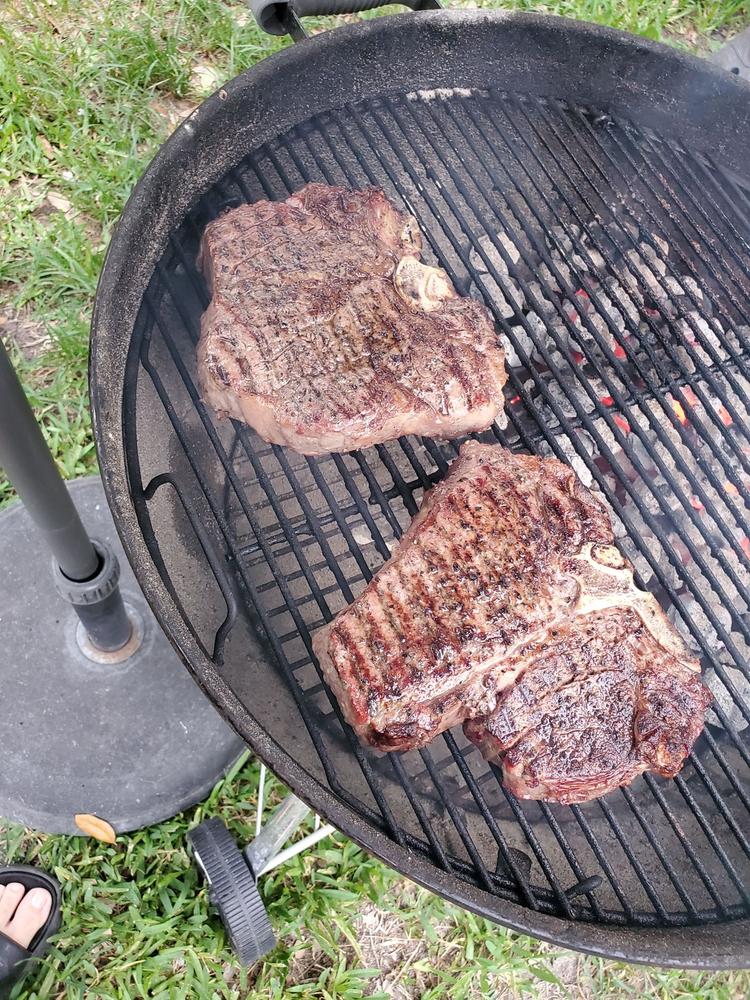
[46,190,72,215]
[191,62,220,94]
[74,813,117,843]
[38,134,55,157]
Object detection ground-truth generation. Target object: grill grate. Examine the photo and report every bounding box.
[127,89,750,929]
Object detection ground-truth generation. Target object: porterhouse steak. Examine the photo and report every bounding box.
[313,441,710,804]
[197,184,506,455]
[463,608,710,803]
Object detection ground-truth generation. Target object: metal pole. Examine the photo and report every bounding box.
[0,339,132,651]
[0,340,99,581]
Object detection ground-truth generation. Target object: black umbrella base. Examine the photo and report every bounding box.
[711,26,750,81]
[0,476,243,835]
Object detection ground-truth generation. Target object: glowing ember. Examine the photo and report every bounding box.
[682,386,700,408]
[613,414,630,434]
[571,350,584,364]
[510,394,521,405]
[671,399,687,425]
[689,496,705,511]
[717,403,733,427]
[613,343,627,360]
[741,536,750,560]
[726,482,740,497]
[600,395,614,407]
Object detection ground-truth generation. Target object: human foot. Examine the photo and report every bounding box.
[0,883,52,950]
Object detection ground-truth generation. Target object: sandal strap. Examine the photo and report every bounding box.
[0,929,33,1000]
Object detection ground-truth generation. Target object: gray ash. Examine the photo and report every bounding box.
[485,209,750,745]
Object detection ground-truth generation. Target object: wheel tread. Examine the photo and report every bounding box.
[188,817,276,964]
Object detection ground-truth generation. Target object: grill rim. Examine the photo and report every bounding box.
[90,10,750,967]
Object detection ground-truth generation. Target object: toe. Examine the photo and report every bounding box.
[5,889,52,950]
[0,883,25,927]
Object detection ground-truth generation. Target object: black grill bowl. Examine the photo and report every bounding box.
[91,11,750,967]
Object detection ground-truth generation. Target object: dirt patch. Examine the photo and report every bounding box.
[282,880,455,997]
[151,95,200,130]
[29,189,80,226]
[1,175,46,229]
[354,898,436,998]
[349,884,467,999]
[0,309,52,359]
[284,928,333,986]
[663,26,722,56]
[4,174,101,247]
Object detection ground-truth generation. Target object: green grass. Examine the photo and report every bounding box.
[468,0,748,41]
[5,753,750,998]
[2,0,750,995]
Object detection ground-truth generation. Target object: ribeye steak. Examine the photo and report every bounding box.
[197,184,506,455]
[313,441,710,803]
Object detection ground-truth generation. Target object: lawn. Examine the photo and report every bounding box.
[2,0,750,996]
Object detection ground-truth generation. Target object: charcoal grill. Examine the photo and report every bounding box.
[90,8,750,967]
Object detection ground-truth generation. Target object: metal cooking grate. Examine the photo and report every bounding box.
[127,88,750,929]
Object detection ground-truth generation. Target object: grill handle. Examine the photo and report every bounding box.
[250,0,440,37]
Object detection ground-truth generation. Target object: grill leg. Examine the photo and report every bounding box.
[249,813,337,876]
[245,765,336,876]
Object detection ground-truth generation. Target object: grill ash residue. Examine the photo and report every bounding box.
[470,198,750,742]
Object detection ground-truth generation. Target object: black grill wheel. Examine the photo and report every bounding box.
[188,818,276,964]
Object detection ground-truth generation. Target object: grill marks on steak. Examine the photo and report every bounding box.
[315,443,611,748]
[313,442,710,803]
[464,608,711,804]
[197,184,506,455]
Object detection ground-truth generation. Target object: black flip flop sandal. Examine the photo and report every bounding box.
[0,866,61,1000]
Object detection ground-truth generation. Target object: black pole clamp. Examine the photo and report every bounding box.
[52,538,133,653]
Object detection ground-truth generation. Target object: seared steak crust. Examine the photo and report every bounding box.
[197,184,506,455]
[314,442,612,750]
[464,608,711,804]
[313,442,710,803]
